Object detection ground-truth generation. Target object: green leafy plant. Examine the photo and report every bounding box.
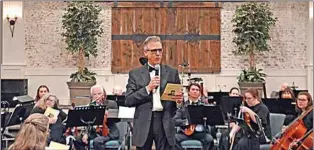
[238,67,267,82]
[232,2,277,82]
[61,1,103,82]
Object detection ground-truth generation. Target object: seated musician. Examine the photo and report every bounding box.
[229,87,240,97]
[173,83,214,150]
[219,88,271,150]
[280,87,295,100]
[30,93,67,144]
[34,85,50,105]
[73,85,119,150]
[270,82,288,98]
[283,92,313,130]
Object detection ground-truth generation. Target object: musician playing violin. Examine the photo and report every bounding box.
[73,85,119,150]
[219,88,271,150]
[173,83,214,150]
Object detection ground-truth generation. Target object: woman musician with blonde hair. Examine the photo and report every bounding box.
[9,113,50,150]
[31,93,68,145]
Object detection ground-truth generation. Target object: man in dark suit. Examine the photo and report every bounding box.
[125,36,182,150]
[73,85,119,150]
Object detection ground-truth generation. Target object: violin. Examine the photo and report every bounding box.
[230,96,253,150]
[65,103,79,136]
[183,102,197,136]
[240,96,252,128]
[271,106,313,150]
[184,124,196,136]
[102,111,109,136]
[95,110,109,136]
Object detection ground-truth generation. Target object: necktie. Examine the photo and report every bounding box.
[149,66,156,72]
[191,101,198,105]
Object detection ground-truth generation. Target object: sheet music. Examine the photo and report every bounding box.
[118,106,135,119]
[44,107,60,120]
[46,141,70,150]
[160,83,183,101]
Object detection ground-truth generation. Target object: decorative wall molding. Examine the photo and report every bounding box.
[1,63,26,79]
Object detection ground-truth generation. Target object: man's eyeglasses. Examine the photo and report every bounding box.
[146,49,163,54]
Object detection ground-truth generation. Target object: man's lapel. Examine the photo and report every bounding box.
[160,64,169,96]
[140,65,151,86]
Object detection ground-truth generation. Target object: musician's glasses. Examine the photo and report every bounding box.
[297,98,307,102]
[147,48,163,54]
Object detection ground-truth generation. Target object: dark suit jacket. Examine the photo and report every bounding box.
[125,64,180,147]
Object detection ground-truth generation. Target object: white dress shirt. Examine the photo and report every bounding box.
[146,63,163,111]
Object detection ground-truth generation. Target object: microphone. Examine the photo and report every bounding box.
[155,64,160,76]
[155,64,160,89]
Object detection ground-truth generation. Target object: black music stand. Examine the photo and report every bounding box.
[66,105,106,150]
[187,105,225,127]
[293,90,308,97]
[220,96,243,120]
[107,95,126,107]
[207,92,229,105]
[5,103,35,128]
[262,98,297,115]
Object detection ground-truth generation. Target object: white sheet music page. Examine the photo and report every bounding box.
[118,106,135,118]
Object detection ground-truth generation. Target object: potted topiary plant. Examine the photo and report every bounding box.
[231,2,277,97]
[61,1,103,105]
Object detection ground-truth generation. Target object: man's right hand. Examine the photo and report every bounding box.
[146,76,160,92]
[82,134,89,144]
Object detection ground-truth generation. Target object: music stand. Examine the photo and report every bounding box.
[219,96,243,120]
[262,98,296,115]
[187,105,225,126]
[207,92,229,105]
[293,90,308,97]
[107,95,126,107]
[5,103,35,128]
[66,105,106,150]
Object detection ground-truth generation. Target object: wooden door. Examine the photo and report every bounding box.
[111,2,222,73]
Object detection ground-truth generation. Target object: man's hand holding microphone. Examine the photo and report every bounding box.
[146,65,161,93]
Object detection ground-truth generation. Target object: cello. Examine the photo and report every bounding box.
[292,129,313,150]
[270,106,313,150]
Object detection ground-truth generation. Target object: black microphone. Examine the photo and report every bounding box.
[155,64,160,89]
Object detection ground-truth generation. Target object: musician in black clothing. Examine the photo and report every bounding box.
[30,93,67,145]
[284,92,313,131]
[219,88,271,150]
[279,92,313,149]
[173,83,214,150]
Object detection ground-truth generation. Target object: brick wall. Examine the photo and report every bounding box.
[24,1,309,70]
[24,2,112,68]
[221,2,308,70]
